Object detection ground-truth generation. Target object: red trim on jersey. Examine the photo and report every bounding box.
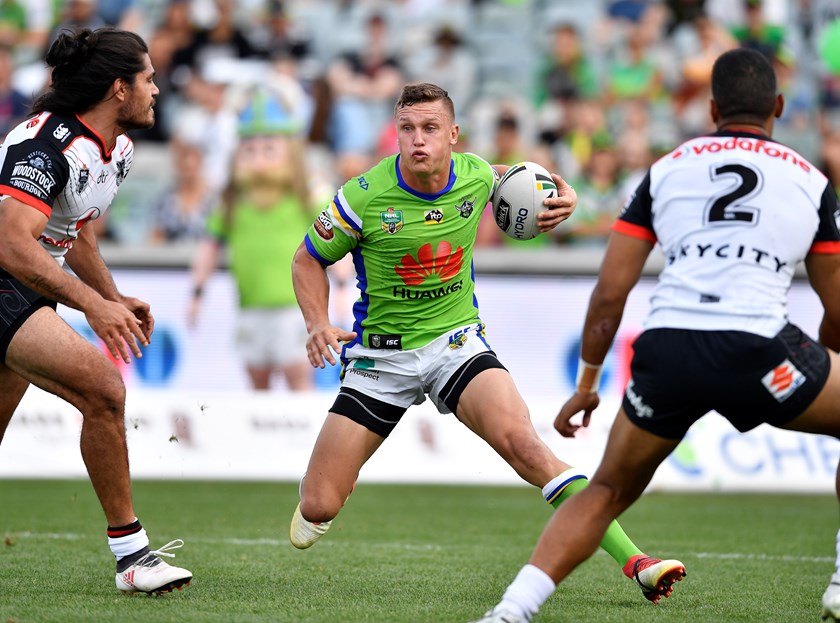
[612,219,657,242]
[0,185,52,217]
[810,241,840,254]
[75,114,114,159]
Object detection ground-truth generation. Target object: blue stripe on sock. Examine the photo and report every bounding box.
[545,474,588,504]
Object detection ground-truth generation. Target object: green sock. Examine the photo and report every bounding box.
[549,476,642,566]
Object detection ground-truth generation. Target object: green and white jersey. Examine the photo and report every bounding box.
[304,152,497,350]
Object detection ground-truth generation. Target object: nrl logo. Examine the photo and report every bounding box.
[380,207,404,234]
[455,198,475,219]
[77,167,89,194]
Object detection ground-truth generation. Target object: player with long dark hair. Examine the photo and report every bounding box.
[0,28,191,595]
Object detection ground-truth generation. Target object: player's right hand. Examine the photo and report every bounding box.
[85,299,149,363]
[554,391,600,438]
[306,324,357,368]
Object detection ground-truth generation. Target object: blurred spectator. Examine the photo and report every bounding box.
[534,22,600,109]
[543,98,611,183]
[251,0,312,63]
[188,86,315,391]
[149,136,218,243]
[821,112,840,193]
[97,0,141,31]
[731,0,787,58]
[171,0,260,83]
[325,12,404,180]
[615,127,654,203]
[405,24,477,113]
[45,0,106,52]
[604,23,665,105]
[174,58,239,194]
[554,139,623,247]
[0,43,29,139]
[672,14,738,137]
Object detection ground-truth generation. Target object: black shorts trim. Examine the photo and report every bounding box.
[623,325,831,439]
[439,351,507,415]
[0,275,56,363]
[329,386,408,438]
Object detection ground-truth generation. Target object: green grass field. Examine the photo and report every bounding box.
[0,480,836,623]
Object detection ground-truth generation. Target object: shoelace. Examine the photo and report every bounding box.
[134,539,185,568]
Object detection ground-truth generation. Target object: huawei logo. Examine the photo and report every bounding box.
[395,242,463,286]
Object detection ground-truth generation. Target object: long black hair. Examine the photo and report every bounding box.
[31,27,149,116]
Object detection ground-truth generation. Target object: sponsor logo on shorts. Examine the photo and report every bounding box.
[424,209,443,224]
[625,379,654,418]
[346,367,380,381]
[448,328,468,349]
[314,210,334,241]
[761,359,805,402]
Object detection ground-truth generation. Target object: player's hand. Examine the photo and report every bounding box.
[306,324,358,368]
[85,298,150,363]
[120,295,155,340]
[536,173,577,232]
[554,391,600,438]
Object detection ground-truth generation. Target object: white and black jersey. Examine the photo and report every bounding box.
[0,112,133,266]
[615,129,840,337]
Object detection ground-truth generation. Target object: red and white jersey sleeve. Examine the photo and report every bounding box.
[0,112,133,265]
[614,130,840,337]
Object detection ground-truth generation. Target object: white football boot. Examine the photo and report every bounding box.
[115,539,192,595]
[290,503,332,549]
[822,574,840,621]
[468,608,527,623]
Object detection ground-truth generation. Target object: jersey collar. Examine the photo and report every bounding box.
[395,155,456,201]
[74,114,117,161]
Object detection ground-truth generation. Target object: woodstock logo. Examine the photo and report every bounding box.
[394,242,463,286]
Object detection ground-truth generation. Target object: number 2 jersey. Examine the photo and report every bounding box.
[0,112,132,267]
[304,152,497,350]
[616,129,840,337]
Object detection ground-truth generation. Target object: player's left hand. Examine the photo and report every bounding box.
[554,390,599,438]
[536,173,577,232]
[120,295,155,341]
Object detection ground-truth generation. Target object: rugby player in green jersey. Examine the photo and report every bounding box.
[289,82,683,602]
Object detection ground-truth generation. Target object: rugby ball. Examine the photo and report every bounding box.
[492,162,557,241]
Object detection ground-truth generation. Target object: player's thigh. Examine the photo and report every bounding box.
[456,367,531,438]
[456,367,567,478]
[590,408,681,507]
[305,412,386,495]
[0,363,29,441]
[5,307,122,407]
[779,348,840,437]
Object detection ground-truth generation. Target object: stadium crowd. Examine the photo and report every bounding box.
[3,0,840,248]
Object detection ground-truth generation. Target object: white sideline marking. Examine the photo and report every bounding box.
[5,531,835,562]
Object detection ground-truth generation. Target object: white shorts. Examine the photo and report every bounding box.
[340,322,494,414]
[235,307,308,368]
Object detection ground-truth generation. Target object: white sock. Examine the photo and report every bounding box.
[496,564,556,621]
[834,528,840,578]
[108,525,150,560]
[541,467,587,504]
